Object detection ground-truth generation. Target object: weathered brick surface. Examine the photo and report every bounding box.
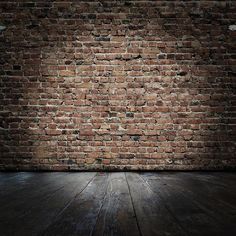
[0,1,236,170]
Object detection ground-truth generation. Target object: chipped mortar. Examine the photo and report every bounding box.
[0,25,6,31]
[229,25,236,31]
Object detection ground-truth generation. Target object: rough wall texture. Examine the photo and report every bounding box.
[0,1,236,171]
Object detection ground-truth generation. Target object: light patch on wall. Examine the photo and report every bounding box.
[0,25,6,31]
[229,25,236,31]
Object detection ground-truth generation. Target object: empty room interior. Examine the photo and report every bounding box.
[0,1,236,236]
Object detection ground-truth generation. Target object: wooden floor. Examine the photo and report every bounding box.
[0,172,236,236]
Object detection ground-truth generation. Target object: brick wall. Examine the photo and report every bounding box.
[0,1,236,170]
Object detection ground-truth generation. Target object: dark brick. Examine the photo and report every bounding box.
[126,112,134,118]
[130,135,141,141]
[13,65,21,70]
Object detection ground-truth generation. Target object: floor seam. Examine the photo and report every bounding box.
[90,172,111,236]
[125,172,143,236]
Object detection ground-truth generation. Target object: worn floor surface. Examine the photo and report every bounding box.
[0,172,235,236]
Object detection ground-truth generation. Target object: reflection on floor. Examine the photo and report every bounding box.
[0,172,236,236]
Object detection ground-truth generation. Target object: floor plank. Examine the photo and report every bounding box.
[92,172,140,236]
[140,172,229,236]
[141,172,236,235]
[0,172,70,216]
[0,172,37,196]
[0,172,21,182]
[182,172,236,193]
[41,172,110,236]
[164,172,236,214]
[0,172,96,236]
[0,172,67,198]
[177,172,236,208]
[126,172,186,236]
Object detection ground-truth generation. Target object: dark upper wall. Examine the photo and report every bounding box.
[0,1,235,170]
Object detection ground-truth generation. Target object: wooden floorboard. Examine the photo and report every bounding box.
[0,172,96,236]
[0,173,70,215]
[0,172,67,198]
[161,172,236,214]
[141,172,236,235]
[92,172,140,236]
[41,172,110,236]
[126,172,185,236]
[0,172,235,236]
[140,173,229,236]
